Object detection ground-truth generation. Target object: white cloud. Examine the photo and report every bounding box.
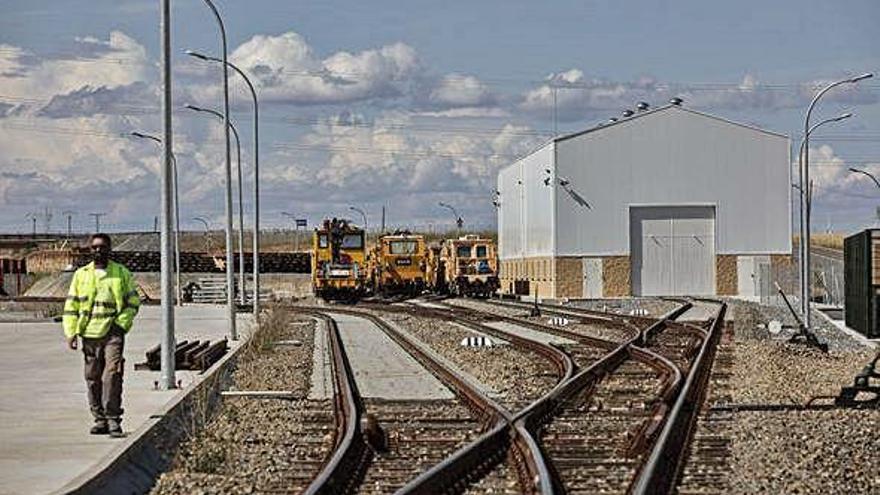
[194,32,422,105]
[0,31,151,103]
[519,70,878,122]
[428,73,496,107]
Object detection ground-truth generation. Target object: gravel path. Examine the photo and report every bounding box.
[446,298,636,343]
[568,297,681,318]
[153,308,331,494]
[678,301,879,494]
[380,310,559,411]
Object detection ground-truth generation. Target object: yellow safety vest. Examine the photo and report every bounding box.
[63,261,141,339]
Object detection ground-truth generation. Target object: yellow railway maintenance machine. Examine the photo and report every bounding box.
[369,232,428,296]
[432,235,499,298]
[311,218,367,300]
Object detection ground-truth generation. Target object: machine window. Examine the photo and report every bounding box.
[342,234,364,249]
[390,240,418,255]
[475,245,488,258]
[318,234,329,248]
[456,245,471,258]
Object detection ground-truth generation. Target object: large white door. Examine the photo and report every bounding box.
[631,206,715,296]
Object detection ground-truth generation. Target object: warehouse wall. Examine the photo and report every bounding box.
[497,141,555,260]
[554,106,791,257]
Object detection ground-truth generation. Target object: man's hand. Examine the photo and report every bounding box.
[67,336,78,350]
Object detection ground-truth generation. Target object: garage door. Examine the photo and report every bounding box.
[631,206,715,296]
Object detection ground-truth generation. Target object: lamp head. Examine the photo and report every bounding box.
[836,112,853,121]
[184,50,209,61]
[184,104,201,112]
[848,73,873,84]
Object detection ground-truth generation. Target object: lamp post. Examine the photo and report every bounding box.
[197,0,236,340]
[186,104,247,305]
[158,0,176,389]
[281,211,299,251]
[438,202,463,235]
[186,49,261,317]
[193,216,213,253]
[800,73,872,329]
[848,168,880,189]
[131,131,183,306]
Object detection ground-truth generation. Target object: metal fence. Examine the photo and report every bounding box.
[758,250,844,309]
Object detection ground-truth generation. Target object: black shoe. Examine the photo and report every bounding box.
[107,419,124,438]
[90,420,109,435]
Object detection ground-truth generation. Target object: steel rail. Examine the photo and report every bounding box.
[298,306,517,493]
[314,302,577,494]
[414,299,693,493]
[631,299,727,495]
[302,313,366,495]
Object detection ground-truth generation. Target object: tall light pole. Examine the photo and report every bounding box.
[438,201,463,235]
[349,206,368,232]
[158,0,176,389]
[198,0,236,340]
[186,104,247,305]
[131,131,183,306]
[186,50,261,317]
[282,211,299,251]
[800,72,872,329]
[193,216,213,253]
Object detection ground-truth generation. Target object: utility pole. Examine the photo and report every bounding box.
[88,212,106,233]
[62,210,75,238]
[25,213,37,237]
[381,205,386,234]
[159,0,176,389]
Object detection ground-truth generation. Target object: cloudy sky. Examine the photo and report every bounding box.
[1,0,878,234]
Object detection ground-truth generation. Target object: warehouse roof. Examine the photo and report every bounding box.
[554,104,789,143]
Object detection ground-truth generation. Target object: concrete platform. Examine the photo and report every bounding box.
[322,312,453,400]
[483,320,576,345]
[0,305,252,495]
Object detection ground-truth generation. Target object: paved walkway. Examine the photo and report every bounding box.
[0,305,252,495]
[323,312,453,400]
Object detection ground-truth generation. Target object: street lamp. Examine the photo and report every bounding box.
[281,211,301,252]
[348,206,368,232]
[196,0,236,340]
[849,168,880,189]
[192,216,213,253]
[794,112,852,301]
[131,131,183,306]
[438,202,463,235]
[186,104,247,305]
[800,72,872,329]
[186,49,262,317]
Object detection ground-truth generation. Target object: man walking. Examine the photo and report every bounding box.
[63,234,140,438]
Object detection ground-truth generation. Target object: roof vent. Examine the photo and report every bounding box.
[669,97,684,106]
[622,109,635,118]
[636,101,650,112]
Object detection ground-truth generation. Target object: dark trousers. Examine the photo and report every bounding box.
[82,327,125,421]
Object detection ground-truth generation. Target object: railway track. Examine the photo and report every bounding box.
[301,307,552,494]
[295,296,725,494]
[418,297,727,494]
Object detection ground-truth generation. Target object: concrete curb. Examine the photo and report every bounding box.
[51,329,253,495]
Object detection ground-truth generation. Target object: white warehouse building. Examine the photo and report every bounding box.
[496,103,792,298]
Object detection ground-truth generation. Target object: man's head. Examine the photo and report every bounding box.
[89,233,112,265]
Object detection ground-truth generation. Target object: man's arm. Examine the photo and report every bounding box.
[115,269,140,332]
[62,271,82,340]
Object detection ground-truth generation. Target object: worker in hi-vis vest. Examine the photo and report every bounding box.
[63,233,140,438]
